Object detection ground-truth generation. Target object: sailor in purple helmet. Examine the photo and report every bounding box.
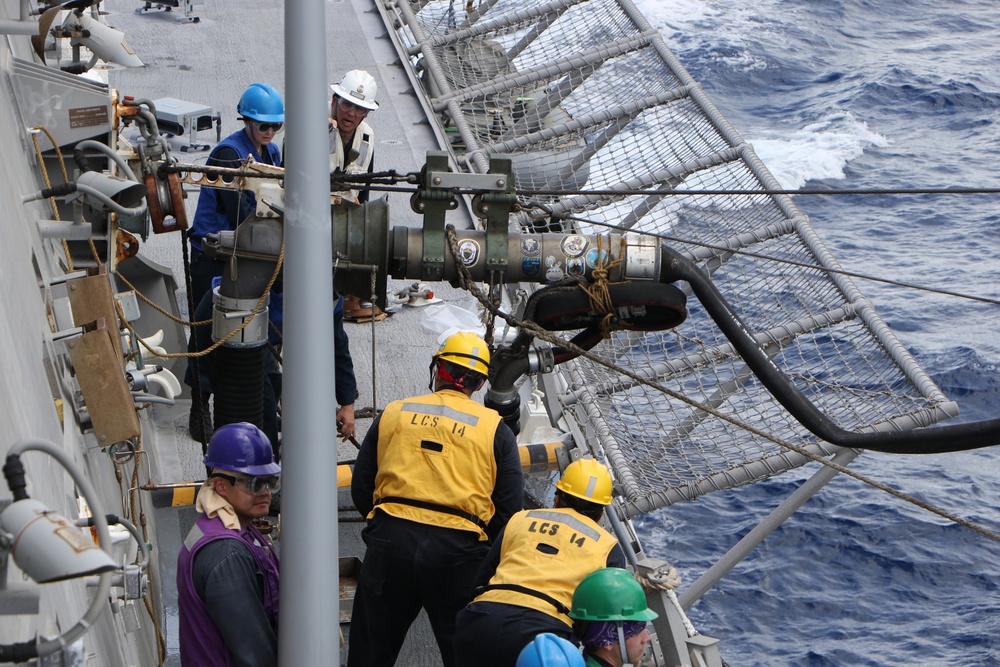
[177,422,282,667]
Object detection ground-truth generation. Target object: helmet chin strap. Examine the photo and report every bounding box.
[617,623,633,667]
[429,360,485,392]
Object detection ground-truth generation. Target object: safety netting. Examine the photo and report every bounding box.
[377,0,957,517]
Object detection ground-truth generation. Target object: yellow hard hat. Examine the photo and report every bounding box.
[433,331,490,377]
[556,458,613,505]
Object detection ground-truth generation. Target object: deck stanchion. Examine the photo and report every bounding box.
[279,1,338,664]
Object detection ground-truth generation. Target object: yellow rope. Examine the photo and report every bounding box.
[115,270,211,327]
[121,239,285,360]
[579,234,628,338]
[30,126,74,271]
[112,436,167,666]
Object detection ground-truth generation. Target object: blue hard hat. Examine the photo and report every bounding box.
[204,422,281,476]
[516,634,584,667]
[237,82,285,123]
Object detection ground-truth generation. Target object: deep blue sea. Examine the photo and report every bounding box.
[630,1,1000,664]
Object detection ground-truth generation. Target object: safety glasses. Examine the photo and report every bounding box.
[254,121,283,133]
[335,99,369,117]
[212,473,281,495]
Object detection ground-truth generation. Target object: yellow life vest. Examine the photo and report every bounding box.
[473,507,617,625]
[370,389,501,541]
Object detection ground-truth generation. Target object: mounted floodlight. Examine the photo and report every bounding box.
[0,499,116,583]
[75,171,147,210]
[66,11,144,68]
[22,170,148,219]
[0,439,115,662]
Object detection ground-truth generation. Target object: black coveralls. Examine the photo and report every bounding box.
[347,405,523,667]
[452,525,626,667]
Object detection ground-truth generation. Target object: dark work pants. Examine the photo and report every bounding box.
[186,289,282,451]
[347,514,489,667]
[184,288,215,396]
[184,247,226,396]
[187,247,227,320]
[454,601,572,667]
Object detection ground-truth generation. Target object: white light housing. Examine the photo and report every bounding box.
[1,499,117,584]
[70,13,144,68]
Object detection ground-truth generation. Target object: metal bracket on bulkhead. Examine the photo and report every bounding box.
[65,317,142,447]
[636,557,724,667]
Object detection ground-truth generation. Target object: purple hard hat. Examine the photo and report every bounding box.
[204,422,281,476]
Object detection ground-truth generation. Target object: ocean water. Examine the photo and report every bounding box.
[628,1,1000,665]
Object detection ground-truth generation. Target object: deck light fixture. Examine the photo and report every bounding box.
[0,439,116,663]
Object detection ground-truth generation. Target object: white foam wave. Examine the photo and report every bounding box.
[633,0,717,32]
[746,112,888,189]
[635,0,788,51]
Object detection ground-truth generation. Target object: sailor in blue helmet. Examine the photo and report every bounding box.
[176,423,282,667]
[516,634,585,667]
[184,82,284,441]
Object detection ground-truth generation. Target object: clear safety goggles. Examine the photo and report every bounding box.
[335,98,369,117]
[212,473,281,495]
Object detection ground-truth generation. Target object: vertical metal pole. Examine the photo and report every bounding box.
[280,2,337,664]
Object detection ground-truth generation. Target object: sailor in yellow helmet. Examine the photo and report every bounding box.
[349,331,524,667]
[453,458,626,667]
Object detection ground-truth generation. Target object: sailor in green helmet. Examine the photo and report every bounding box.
[568,568,658,667]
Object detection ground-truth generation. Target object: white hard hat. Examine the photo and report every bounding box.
[330,70,379,110]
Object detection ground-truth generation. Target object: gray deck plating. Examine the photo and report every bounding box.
[104,0,483,663]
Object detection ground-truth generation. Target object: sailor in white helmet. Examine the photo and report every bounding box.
[329,69,379,204]
[330,69,387,320]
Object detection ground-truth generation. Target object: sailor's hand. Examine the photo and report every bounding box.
[336,404,356,441]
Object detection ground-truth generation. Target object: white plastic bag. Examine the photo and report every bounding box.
[421,303,486,344]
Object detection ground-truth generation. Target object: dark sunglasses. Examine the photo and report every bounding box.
[255,121,283,133]
[212,473,281,495]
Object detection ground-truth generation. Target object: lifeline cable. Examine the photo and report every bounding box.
[554,211,1000,307]
[519,186,1000,197]
[181,161,1000,198]
[321,169,1000,304]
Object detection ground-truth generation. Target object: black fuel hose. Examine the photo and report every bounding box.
[0,641,38,663]
[29,181,77,201]
[660,244,1000,454]
[73,147,94,173]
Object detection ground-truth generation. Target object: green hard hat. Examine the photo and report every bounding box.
[568,568,659,622]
